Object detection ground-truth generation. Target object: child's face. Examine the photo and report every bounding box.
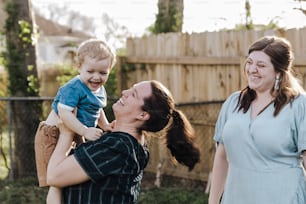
[79,56,111,91]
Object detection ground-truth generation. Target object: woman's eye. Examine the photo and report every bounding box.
[257,64,265,68]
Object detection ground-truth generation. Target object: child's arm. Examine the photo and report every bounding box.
[58,107,102,141]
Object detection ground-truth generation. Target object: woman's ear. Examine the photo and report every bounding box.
[137,112,150,121]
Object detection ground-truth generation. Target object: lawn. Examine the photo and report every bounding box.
[0,174,209,204]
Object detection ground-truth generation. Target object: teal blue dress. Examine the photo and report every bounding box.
[214,92,306,204]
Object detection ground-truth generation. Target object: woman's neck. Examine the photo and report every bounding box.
[113,123,144,145]
[254,89,274,102]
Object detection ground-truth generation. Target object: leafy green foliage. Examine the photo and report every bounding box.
[3,1,39,96]
[55,64,79,87]
[148,0,182,34]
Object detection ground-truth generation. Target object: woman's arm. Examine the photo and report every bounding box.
[208,143,228,204]
[302,150,306,170]
[47,122,90,188]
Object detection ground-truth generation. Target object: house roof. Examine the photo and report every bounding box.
[35,14,91,39]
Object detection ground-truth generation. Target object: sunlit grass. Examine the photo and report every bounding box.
[138,187,208,204]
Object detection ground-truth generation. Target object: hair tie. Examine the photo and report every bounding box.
[171,110,178,119]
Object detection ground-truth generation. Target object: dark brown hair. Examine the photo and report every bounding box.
[237,36,304,116]
[139,80,200,171]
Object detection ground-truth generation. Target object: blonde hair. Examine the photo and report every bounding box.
[77,38,116,69]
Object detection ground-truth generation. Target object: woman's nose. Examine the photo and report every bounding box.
[122,90,128,97]
[248,64,257,72]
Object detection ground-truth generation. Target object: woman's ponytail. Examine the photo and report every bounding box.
[140,80,200,170]
[166,109,200,171]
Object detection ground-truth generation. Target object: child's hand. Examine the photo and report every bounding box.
[83,127,103,141]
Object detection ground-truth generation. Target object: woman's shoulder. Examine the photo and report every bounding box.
[227,91,240,100]
[290,93,306,110]
[101,132,148,156]
[221,91,240,108]
[292,93,306,105]
[102,132,141,147]
[295,93,306,100]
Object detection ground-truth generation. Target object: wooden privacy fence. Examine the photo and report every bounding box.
[116,28,306,184]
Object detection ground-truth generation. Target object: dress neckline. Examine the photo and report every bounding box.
[256,100,274,116]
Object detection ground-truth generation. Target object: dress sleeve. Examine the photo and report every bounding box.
[214,92,239,143]
[294,94,306,153]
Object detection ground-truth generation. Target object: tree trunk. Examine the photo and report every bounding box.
[4,0,41,178]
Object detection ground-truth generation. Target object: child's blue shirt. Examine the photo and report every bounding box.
[52,76,107,127]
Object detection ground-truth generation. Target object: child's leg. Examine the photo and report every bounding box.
[34,122,59,187]
[46,186,62,204]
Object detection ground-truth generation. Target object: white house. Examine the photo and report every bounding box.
[35,14,92,66]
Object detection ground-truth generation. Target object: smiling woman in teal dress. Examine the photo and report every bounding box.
[209,36,306,204]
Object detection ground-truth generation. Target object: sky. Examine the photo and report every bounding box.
[33,0,306,36]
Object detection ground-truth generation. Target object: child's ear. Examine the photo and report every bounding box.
[77,62,82,70]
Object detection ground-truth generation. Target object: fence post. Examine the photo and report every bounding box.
[7,100,14,180]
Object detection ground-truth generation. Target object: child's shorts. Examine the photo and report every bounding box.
[34,122,84,187]
[34,122,59,187]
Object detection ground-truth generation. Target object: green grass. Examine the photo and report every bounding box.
[0,129,209,203]
[0,178,48,204]
[138,187,208,204]
[0,177,209,204]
